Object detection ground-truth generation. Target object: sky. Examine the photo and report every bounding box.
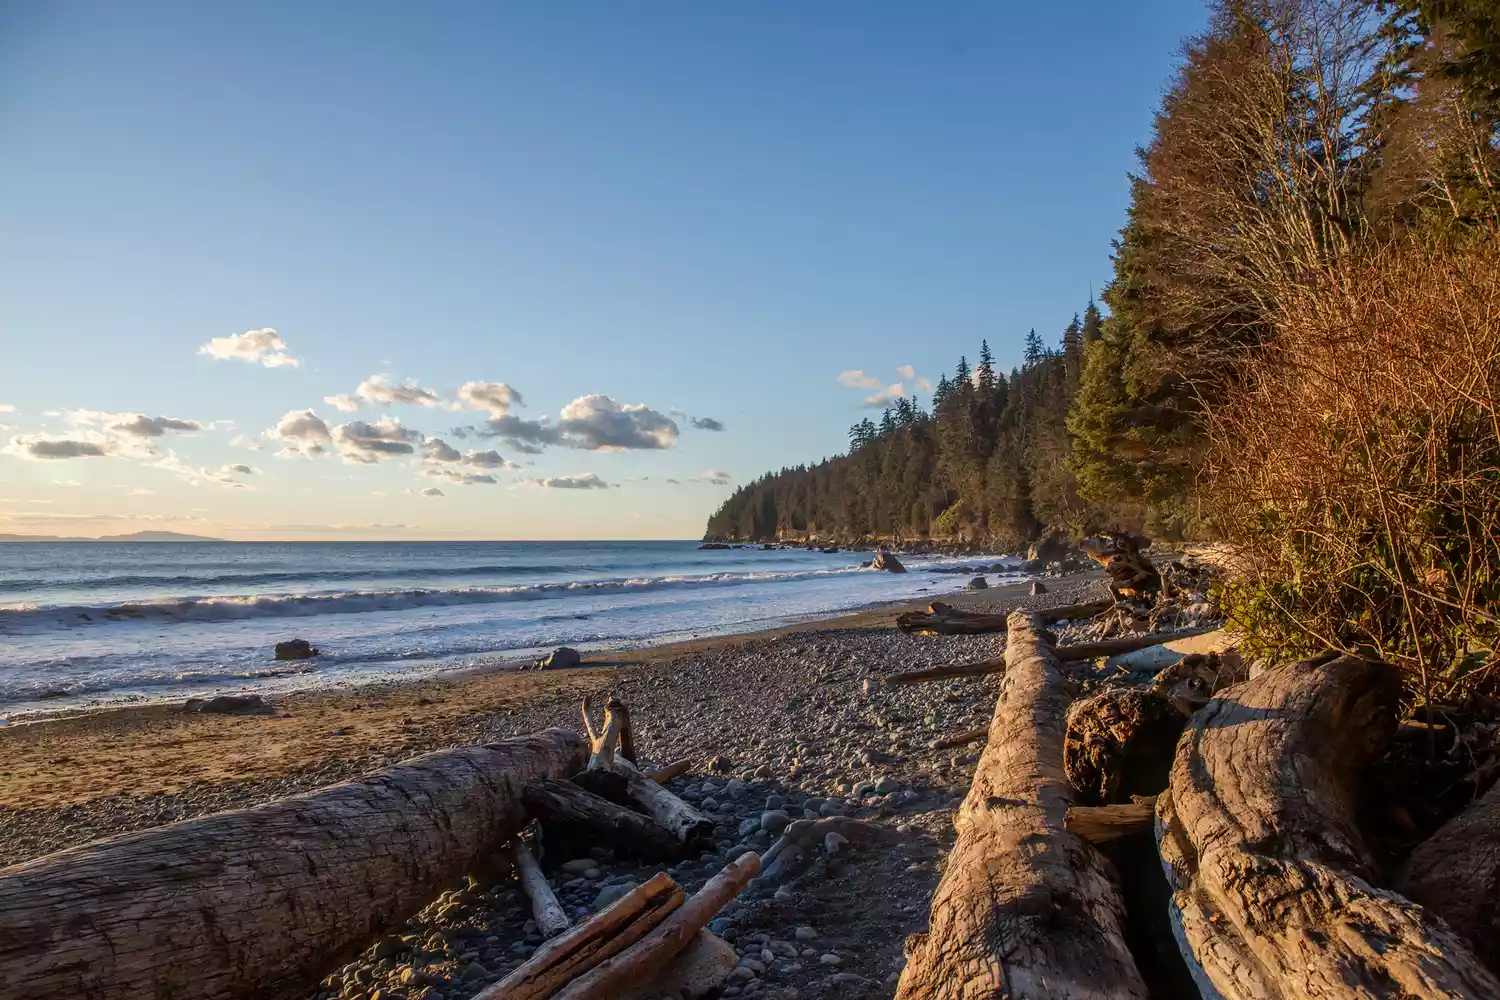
[0,1,1207,541]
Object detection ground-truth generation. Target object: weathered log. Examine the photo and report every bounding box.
[1397,779,1500,975]
[752,817,896,890]
[895,612,1147,999]
[478,871,684,1000]
[523,778,683,861]
[617,930,738,1000]
[581,694,626,770]
[1064,688,1185,805]
[0,729,587,1000]
[552,853,761,1000]
[896,598,1112,636]
[1065,800,1156,845]
[1158,655,1500,998]
[509,838,571,940]
[1080,532,1161,599]
[883,627,1218,686]
[615,758,716,852]
[931,725,989,750]
[644,758,693,783]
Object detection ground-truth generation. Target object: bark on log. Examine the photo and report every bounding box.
[510,838,571,941]
[896,598,1112,636]
[895,612,1147,999]
[478,871,684,1000]
[1065,800,1156,845]
[522,778,683,861]
[1064,688,1185,805]
[0,729,587,1000]
[1157,655,1500,999]
[552,853,761,1000]
[1397,779,1500,975]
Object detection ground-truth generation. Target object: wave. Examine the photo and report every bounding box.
[0,566,874,631]
[0,563,605,592]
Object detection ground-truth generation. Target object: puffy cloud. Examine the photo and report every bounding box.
[864,384,906,407]
[482,415,556,451]
[689,416,725,432]
[4,435,113,460]
[326,374,445,411]
[0,404,14,412]
[700,470,731,485]
[424,468,497,486]
[198,328,300,368]
[896,364,916,380]
[462,449,508,468]
[421,487,445,497]
[330,417,420,464]
[267,409,333,457]
[108,414,202,438]
[224,463,255,475]
[528,473,612,490]
[555,396,677,451]
[915,377,935,392]
[422,437,464,463]
[458,381,524,417]
[838,370,883,390]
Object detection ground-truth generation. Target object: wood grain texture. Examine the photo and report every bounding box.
[522,777,683,861]
[1158,655,1500,999]
[1397,779,1500,975]
[895,612,1148,1000]
[0,728,587,1000]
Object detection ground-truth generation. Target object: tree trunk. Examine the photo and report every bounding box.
[1396,779,1500,976]
[895,612,1148,1000]
[523,778,684,861]
[0,729,587,1000]
[896,598,1112,636]
[1157,655,1500,998]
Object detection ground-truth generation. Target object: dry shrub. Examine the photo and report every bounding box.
[1204,236,1500,702]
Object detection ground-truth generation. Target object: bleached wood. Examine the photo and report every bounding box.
[522,778,682,861]
[509,838,571,940]
[0,729,587,1000]
[895,612,1147,1000]
[1065,800,1157,844]
[644,758,693,783]
[1158,655,1500,999]
[614,758,715,851]
[896,598,1113,636]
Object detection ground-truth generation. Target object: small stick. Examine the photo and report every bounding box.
[645,758,693,783]
[509,838,571,940]
[932,726,989,750]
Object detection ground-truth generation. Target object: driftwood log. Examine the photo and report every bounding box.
[510,838,571,940]
[552,852,761,1000]
[931,725,989,750]
[882,626,1218,686]
[896,598,1112,635]
[614,759,715,851]
[0,729,587,1000]
[1397,779,1500,975]
[1064,688,1184,806]
[895,612,1147,999]
[523,778,683,862]
[1157,655,1500,998]
[644,758,693,783]
[1065,800,1156,845]
[479,872,685,1000]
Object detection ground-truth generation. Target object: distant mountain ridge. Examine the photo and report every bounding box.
[0,530,224,542]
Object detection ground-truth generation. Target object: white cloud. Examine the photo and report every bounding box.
[330,417,420,464]
[864,384,906,407]
[689,416,725,432]
[424,468,497,486]
[128,488,155,496]
[0,404,14,413]
[106,414,202,438]
[915,377,934,392]
[458,381,524,417]
[421,437,463,463]
[421,487,445,497]
[555,396,678,451]
[896,364,916,380]
[700,470,731,485]
[527,472,612,490]
[462,449,511,469]
[838,369,883,390]
[324,394,361,413]
[326,374,445,411]
[198,328,300,368]
[267,409,333,458]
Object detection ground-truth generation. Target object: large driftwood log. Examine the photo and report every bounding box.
[1157,655,1500,998]
[552,853,761,1000]
[614,759,716,851]
[510,838,571,940]
[523,778,683,861]
[883,626,1218,686]
[895,612,1147,999]
[896,598,1112,636]
[1397,779,1500,975]
[478,872,684,1000]
[0,729,587,1000]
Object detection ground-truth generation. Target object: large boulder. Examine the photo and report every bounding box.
[1025,533,1070,563]
[965,576,988,590]
[273,639,319,661]
[872,550,907,573]
[536,647,582,670]
[188,694,273,715]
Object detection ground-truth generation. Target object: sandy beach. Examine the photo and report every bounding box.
[1,574,1110,1000]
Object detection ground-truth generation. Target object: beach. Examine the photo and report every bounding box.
[0,574,1108,1000]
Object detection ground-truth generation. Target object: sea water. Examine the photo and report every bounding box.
[0,541,1020,714]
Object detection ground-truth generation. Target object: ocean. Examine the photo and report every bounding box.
[0,540,1019,716]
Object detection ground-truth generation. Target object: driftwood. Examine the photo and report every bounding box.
[1064,688,1184,806]
[896,598,1112,636]
[1080,533,1161,599]
[931,726,989,750]
[523,778,683,861]
[1397,779,1500,974]
[895,612,1147,999]
[581,695,629,770]
[1157,655,1500,998]
[551,853,761,1000]
[883,626,1218,686]
[479,872,684,1000]
[617,930,738,1000]
[1065,799,1156,845]
[510,838,571,940]
[0,729,587,1000]
[644,758,693,783]
[752,817,896,889]
[614,759,715,851]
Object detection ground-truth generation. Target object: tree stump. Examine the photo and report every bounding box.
[1157,655,1500,998]
[895,611,1147,999]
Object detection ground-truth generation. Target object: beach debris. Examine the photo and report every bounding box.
[1158,655,1500,998]
[185,693,273,715]
[0,729,588,1000]
[1065,798,1158,845]
[930,725,989,750]
[642,757,693,783]
[1030,580,1047,595]
[896,610,1148,998]
[1398,781,1500,974]
[872,549,906,573]
[1080,532,1161,599]
[535,647,583,670]
[751,817,895,890]
[509,836,571,940]
[523,778,683,860]
[896,597,1112,635]
[964,576,987,590]
[273,638,319,660]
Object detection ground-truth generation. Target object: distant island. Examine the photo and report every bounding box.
[0,530,225,542]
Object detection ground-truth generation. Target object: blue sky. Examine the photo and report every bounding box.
[0,1,1206,540]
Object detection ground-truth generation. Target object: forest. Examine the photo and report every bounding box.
[707,0,1499,679]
